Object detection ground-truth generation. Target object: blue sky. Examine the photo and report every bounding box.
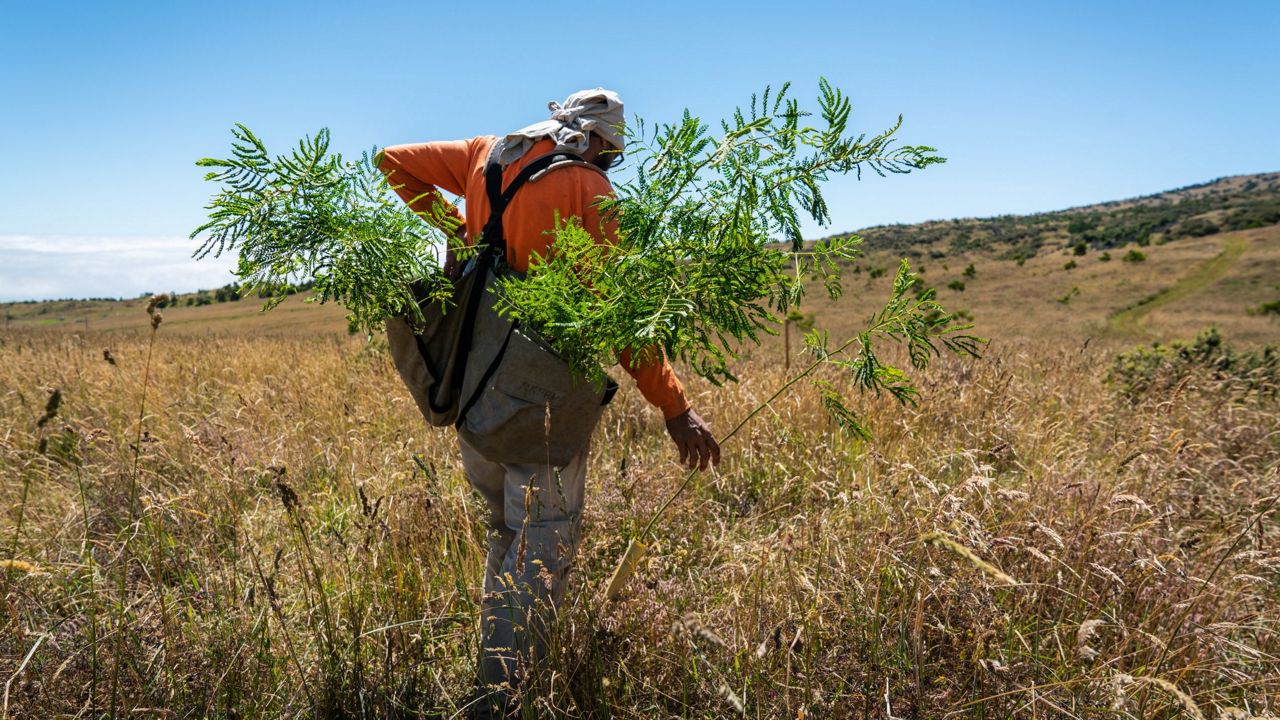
[1,1,1277,300]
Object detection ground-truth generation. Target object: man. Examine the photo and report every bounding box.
[378,88,720,712]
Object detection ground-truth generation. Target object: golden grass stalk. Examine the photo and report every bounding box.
[920,531,1019,586]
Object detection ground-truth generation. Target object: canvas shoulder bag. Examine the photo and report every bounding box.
[386,151,617,466]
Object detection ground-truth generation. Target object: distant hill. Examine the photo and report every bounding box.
[837,171,1280,260]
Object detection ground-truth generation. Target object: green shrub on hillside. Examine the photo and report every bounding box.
[1248,299,1280,316]
[1108,328,1279,399]
[1099,251,1112,262]
[1072,241,1087,256]
[948,230,980,253]
[785,309,816,331]
[1122,249,1146,263]
[1223,199,1280,230]
[962,263,977,278]
[999,247,1035,264]
[1067,217,1096,235]
[947,280,965,292]
[1175,217,1220,238]
[1063,260,1077,270]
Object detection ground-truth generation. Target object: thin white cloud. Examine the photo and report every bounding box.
[0,234,237,301]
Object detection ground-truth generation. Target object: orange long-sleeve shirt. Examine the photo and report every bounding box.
[379,135,690,420]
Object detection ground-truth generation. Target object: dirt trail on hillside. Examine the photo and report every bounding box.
[1108,234,1249,337]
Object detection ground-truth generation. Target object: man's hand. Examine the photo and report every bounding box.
[443,245,461,280]
[665,408,721,471]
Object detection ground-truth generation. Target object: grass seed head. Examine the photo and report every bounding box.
[273,472,299,513]
[1076,619,1104,663]
[36,387,62,427]
[1130,675,1206,720]
[674,613,727,649]
[145,294,169,329]
[0,559,42,574]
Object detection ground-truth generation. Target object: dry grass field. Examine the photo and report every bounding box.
[2,210,1279,717]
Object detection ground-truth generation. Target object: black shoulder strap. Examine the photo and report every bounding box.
[480,151,585,264]
[451,151,586,428]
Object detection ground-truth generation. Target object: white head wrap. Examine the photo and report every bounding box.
[488,87,625,168]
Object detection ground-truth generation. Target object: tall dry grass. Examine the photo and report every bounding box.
[1,323,1277,718]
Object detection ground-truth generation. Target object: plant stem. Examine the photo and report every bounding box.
[110,321,157,717]
[638,333,861,541]
[74,464,99,703]
[4,470,34,593]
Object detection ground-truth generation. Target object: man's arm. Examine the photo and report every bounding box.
[378,137,477,198]
[378,138,483,277]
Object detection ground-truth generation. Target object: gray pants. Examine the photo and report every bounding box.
[459,436,589,695]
